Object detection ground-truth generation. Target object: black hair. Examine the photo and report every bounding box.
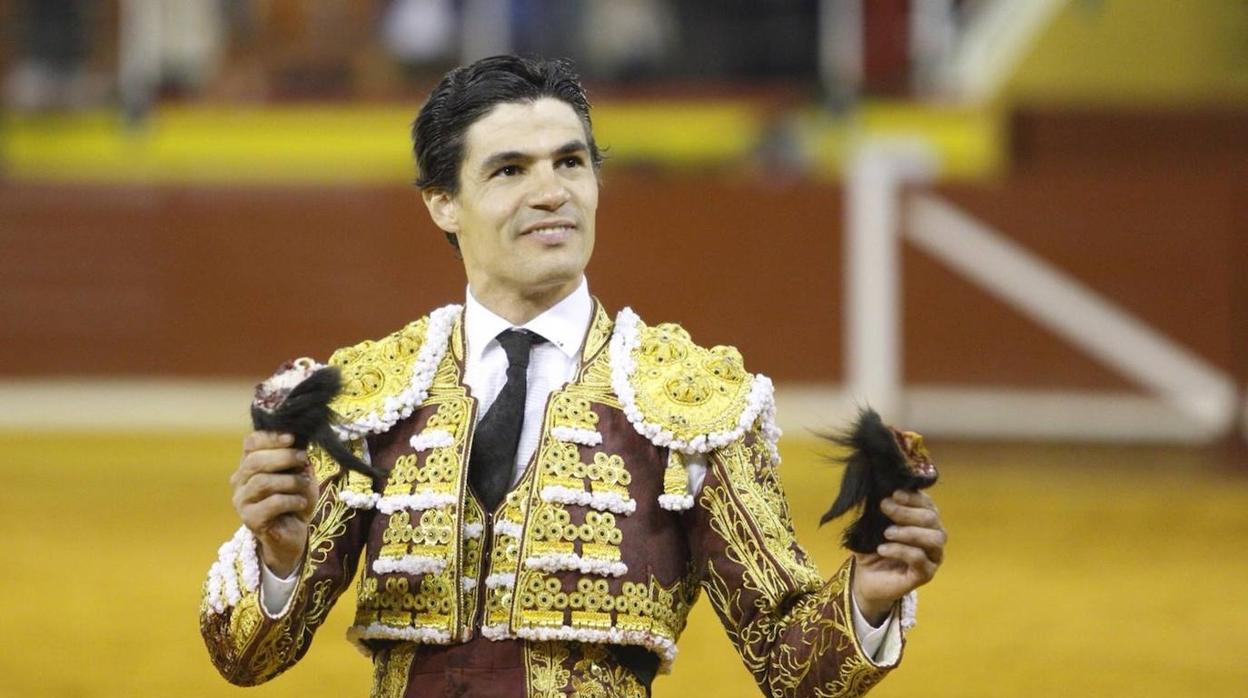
[412,55,604,250]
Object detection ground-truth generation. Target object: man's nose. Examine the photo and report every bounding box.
[528,165,571,210]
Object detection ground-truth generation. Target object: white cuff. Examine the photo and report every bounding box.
[850,593,889,657]
[259,561,300,618]
[850,594,904,665]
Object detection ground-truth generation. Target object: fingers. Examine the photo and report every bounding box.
[231,443,308,488]
[893,488,937,512]
[234,470,318,526]
[234,471,315,508]
[879,490,947,570]
[239,494,312,533]
[883,525,946,564]
[876,542,938,580]
[243,430,294,454]
[880,493,941,529]
[297,467,319,519]
[246,448,308,474]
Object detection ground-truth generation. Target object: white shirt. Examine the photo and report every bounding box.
[261,278,898,660]
[463,278,592,483]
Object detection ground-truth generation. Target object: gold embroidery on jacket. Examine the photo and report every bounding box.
[787,564,889,697]
[382,400,465,499]
[715,436,821,590]
[483,488,529,628]
[512,572,693,643]
[539,441,583,490]
[308,455,355,566]
[356,572,456,627]
[306,577,338,629]
[226,453,362,679]
[574,305,619,404]
[309,440,343,482]
[551,393,599,430]
[357,339,474,639]
[230,595,262,653]
[530,507,623,549]
[429,334,475,640]
[587,452,630,498]
[630,323,752,440]
[506,313,698,651]
[245,603,299,677]
[206,304,895,694]
[311,437,370,524]
[355,576,379,623]
[371,643,415,698]
[699,427,890,696]
[582,303,613,365]
[460,496,485,634]
[525,641,572,697]
[329,317,429,425]
[571,644,647,698]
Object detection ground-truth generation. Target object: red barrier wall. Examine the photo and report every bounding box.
[3,109,1245,391]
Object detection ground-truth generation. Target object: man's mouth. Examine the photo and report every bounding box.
[521,220,577,244]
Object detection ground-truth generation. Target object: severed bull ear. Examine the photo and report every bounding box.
[251,361,382,483]
[819,408,938,554]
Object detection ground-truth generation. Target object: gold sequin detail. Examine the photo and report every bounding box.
[551,393,600,430]
[357,342,473,640]
[355,568,455,628]
[379,509,454,559]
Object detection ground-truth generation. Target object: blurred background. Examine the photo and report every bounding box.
[2,1,1247,696]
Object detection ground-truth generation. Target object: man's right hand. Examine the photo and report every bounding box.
[231,431,319,578]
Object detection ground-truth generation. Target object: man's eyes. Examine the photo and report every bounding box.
[491,156,583,178]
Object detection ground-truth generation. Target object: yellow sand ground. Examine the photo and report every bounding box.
[1,434,1244,697]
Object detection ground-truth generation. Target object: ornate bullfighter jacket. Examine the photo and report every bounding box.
[200,301,905,696]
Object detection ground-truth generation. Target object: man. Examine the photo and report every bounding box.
[201,55,945,697]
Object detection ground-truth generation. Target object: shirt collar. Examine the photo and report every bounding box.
[464,277,592,361]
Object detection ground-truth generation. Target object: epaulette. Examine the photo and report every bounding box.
[327,304,462,440]
[608,308,781,509]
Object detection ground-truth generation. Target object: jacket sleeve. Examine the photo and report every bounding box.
[198,441,374,685]
[685,424,902,697]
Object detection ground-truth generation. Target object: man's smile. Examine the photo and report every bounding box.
[520,219,578,244]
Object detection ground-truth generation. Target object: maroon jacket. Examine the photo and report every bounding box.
[200,302,903,696]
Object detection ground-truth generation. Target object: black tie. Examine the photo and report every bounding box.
[469,328,546,512]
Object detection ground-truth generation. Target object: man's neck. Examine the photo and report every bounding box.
[467,279,581,325]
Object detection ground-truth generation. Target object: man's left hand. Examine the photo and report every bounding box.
[851,489,946,625]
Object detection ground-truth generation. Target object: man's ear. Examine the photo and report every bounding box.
[421,188,459,234]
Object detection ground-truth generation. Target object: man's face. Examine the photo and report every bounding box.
[431,97,598,305]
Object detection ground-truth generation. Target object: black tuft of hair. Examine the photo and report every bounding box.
[251,367,383,483]
[818,408,938,553]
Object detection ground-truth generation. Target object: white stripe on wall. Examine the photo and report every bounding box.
[0,380,1229,443]
[906,194,1237,434]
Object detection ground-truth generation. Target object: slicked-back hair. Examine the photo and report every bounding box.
[412,55,603,197]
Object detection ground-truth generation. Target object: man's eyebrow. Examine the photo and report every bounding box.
[552,140,589,157]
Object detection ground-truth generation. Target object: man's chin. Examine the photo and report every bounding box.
[519,266,584,296]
